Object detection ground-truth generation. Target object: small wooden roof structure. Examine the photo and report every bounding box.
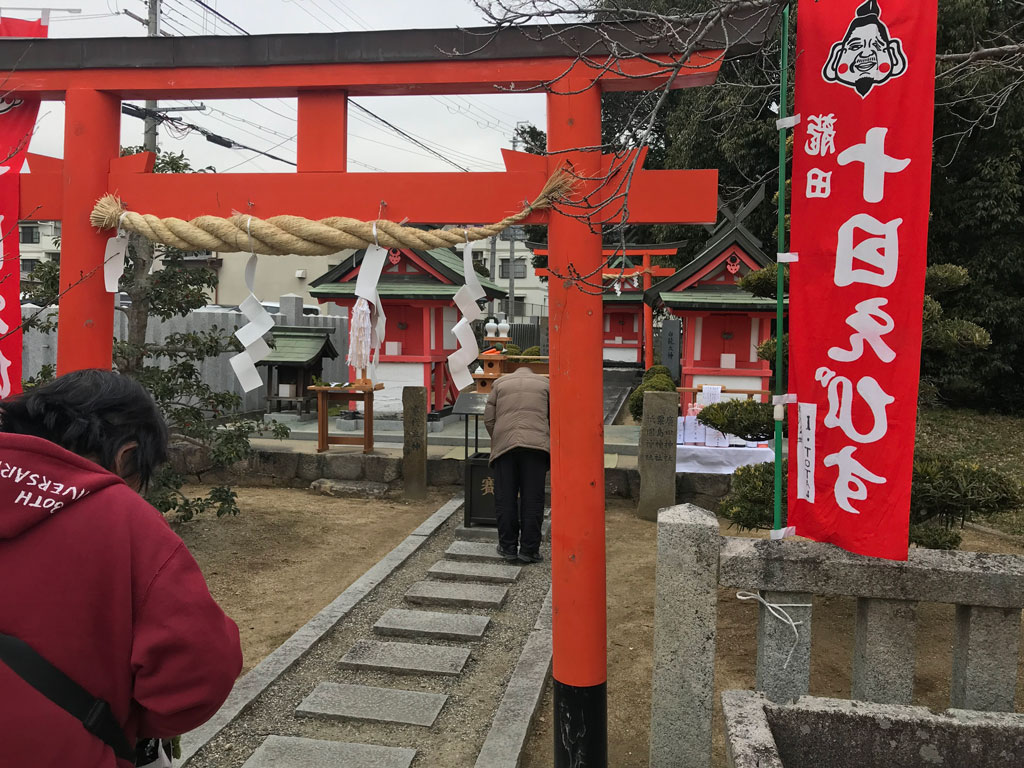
[259,326,339,367]
[309,246,505,302]
[643,227,780,312]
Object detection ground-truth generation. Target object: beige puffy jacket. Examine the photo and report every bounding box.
[484,367,550,464]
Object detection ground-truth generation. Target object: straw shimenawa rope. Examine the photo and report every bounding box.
[90,168,574,256]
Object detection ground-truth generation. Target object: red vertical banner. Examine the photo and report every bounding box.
[788,0,937,560]
[0,15,48,397]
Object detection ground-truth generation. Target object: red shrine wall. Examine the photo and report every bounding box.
[602,305,643,364]
[696,314,761,369]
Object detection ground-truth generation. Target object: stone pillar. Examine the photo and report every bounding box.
[637,391,678,522]
[402,387,428,499]
[755,591,812,704]
[951,604,1021,711]
[280,293,304,325]
[851,597,917,704]
[660,316,681,383]
[649,504,719,768]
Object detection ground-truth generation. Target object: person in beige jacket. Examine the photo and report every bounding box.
[484,366,550,563]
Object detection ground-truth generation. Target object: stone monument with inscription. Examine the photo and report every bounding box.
[637,391,679,521]
[402,387,428,499]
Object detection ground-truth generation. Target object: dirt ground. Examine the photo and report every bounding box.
[521,499,1024,768]
[174,485,456,674]
[174,488,1024,767]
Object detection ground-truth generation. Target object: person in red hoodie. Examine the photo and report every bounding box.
[0,369,242,767]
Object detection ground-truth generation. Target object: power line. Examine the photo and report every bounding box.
[122,102,296,167]
[220,133,297,172]
[348,100,470,172]
[187,0,247,34]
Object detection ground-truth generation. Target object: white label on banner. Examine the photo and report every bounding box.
[797,402,817,503]
[677,416,686,444]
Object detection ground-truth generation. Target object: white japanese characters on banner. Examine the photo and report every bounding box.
[0,15,49,398]
[788,0,937,560]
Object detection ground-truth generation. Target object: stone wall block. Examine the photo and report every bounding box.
[851,597,918,705]
[755,590,813,704]
[951,604,1021,711]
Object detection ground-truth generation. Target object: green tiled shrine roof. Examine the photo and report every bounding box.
[260,327,339,366]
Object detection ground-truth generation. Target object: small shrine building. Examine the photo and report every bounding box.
[310,246,504,414]
[645,226,781,408]
[531,243,677,367]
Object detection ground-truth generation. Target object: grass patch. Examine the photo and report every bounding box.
[917,408,1024,536]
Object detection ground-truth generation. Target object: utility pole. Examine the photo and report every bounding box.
[144,0,160,153]
[488,235,497,316]
[507,125,522,322]
[507,236,516,322]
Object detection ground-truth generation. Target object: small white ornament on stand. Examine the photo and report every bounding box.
[497,314,511,337]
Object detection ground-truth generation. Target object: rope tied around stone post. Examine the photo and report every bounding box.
[736,591,813,669]
[89,167,575,255]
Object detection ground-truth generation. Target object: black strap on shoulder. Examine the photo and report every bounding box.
[0,633,135,762]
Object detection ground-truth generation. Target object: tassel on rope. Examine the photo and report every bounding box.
[90,167,575,255]
[347,297,373,373]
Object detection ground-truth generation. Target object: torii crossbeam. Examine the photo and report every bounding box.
[4,19,775,766]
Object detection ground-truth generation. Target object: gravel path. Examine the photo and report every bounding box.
[186,510,551,767]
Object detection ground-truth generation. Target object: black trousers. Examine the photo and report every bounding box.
[493,448,548,555]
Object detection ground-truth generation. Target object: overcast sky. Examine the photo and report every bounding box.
[26,0,548,173]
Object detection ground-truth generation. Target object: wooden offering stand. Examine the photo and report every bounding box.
[309,368,384,454]
[472,336,510,395]
[472,337,550,394]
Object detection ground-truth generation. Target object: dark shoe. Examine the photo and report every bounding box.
[496,545,519,562]
[517,551,543,564]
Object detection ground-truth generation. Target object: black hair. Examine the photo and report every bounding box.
[0,369,169,488]
[844,0,891,44]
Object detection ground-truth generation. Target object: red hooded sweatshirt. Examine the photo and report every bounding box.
[0,433,242,767]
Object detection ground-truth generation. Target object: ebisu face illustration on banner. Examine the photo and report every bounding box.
[822,0,908,97]
[0,98,24,115]
[788,0,938,560]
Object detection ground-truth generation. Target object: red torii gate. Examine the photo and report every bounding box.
[533,243,678,368]
[5,22,769,764]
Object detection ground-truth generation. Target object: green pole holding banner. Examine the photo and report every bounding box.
[774,4,791,531]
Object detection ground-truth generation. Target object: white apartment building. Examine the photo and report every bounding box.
[17,220,61,278]
[479,236,547,320]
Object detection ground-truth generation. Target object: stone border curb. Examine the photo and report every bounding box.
[473,587,553,768]
[179,495,464,765]
[410,496,463,537]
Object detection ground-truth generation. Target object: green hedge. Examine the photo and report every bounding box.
[643,364,674,383]
[718,453,1024,550]
[628,373,677,421]
[697,399,783,442]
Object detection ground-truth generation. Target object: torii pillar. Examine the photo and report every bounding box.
[547,81,607,763]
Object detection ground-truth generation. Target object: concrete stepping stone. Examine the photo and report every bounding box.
[374,608,490,641]
[241,735,414,768]
[296,682,447,727]
[428,559,521,583]
[455,518,550,543]
[445,540,508,562]
[405,580,509,609]
[340,639,470,676]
